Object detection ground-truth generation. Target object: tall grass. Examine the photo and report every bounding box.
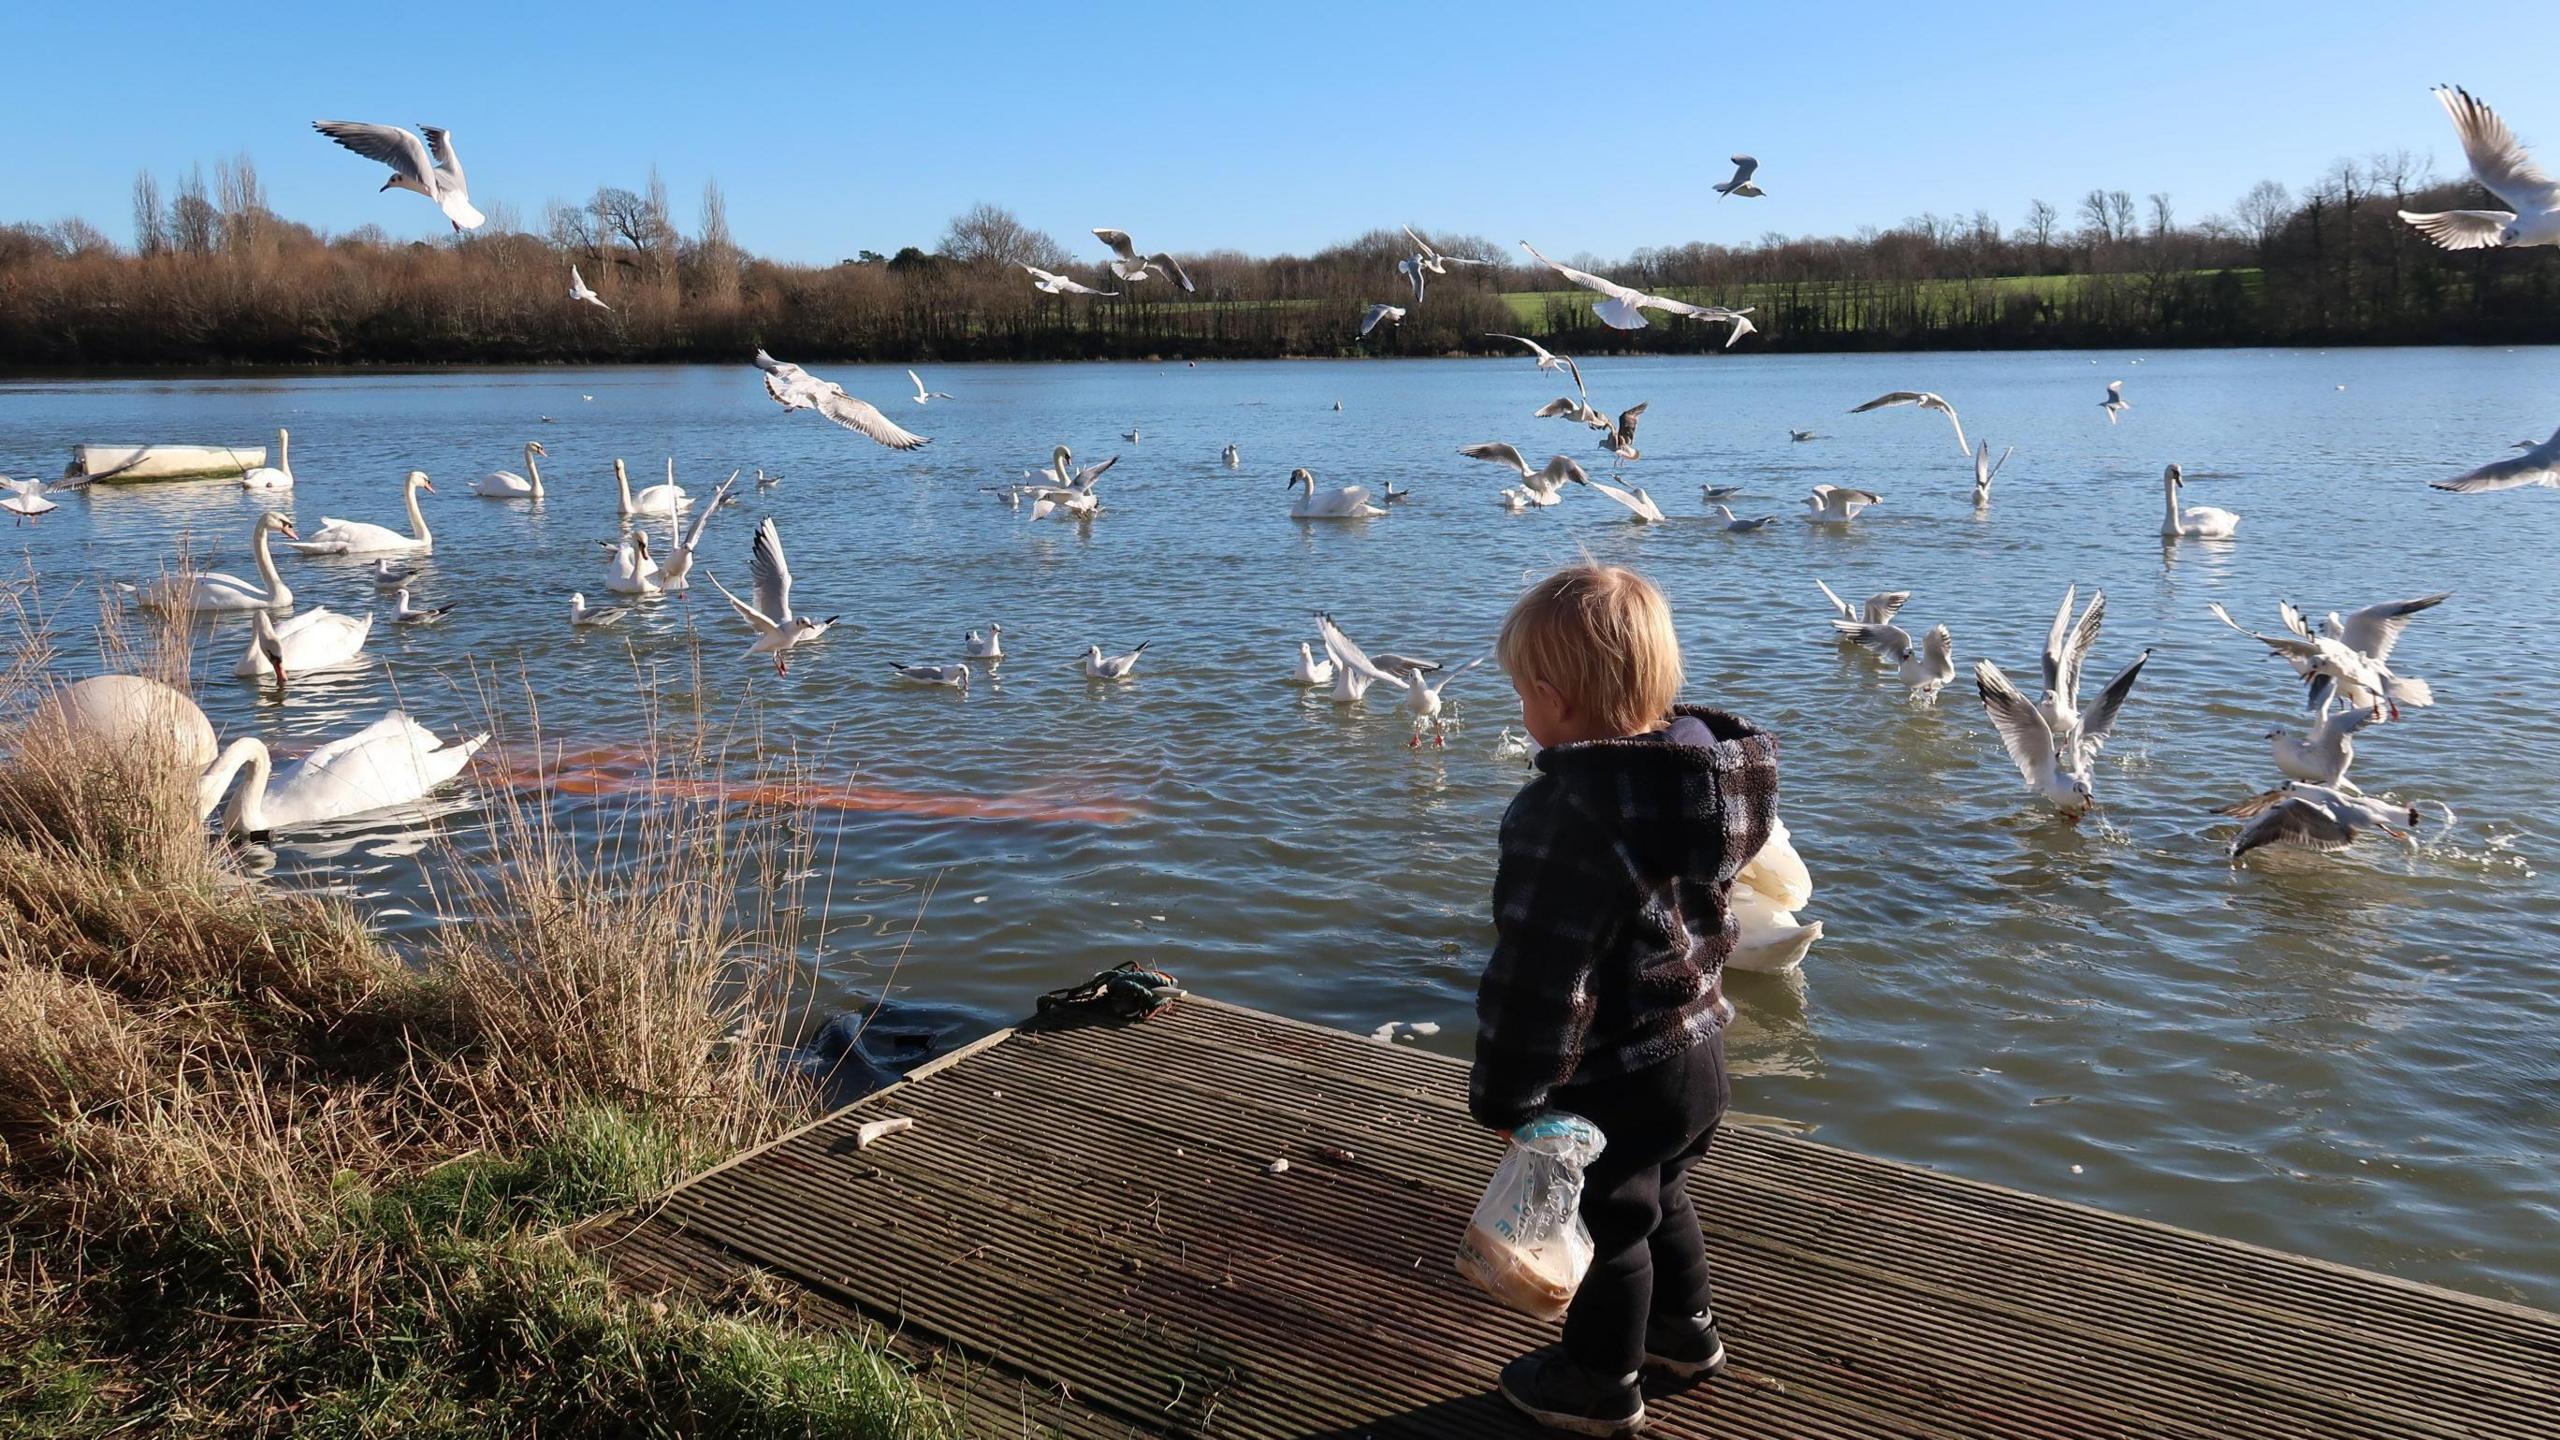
[0,587,946,1438]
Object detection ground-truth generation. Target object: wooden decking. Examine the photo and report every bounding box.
[580,999,2560,1438]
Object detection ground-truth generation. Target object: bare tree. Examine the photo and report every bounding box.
[2106,190,2137,241]
[2234,180,2291,257]
[131,171,166,257]
[215,152,268,255]
[50,217,115,257]
[938,202,1068,270]
[2078,189,2114,243]
[171,165,216,256]
[2147,192,2175,238]
[695,178,741,301]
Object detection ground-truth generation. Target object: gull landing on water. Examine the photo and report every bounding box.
[1519,242,1757,341]
[1849,391,1969,458]
[1092,228,1194,291]
[313,121,484,231]
[1581,475,1666,523]
[704,518,837,675]
[1836,619,1955,704]
[1816,579,1911,646]
[752,350,929,450]
[1021,263,1118,297]
[2398,86,2560,251]
[1804,484,1883,522]
[1458,443,1587,506]
[1713,155,1765,198]
[907,370,953,405]
[1971,440,2015,507]
[1974,655,2143,820]
[2219,783,2426,863]
[569,267,608,309]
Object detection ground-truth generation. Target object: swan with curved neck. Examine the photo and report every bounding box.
[197,711,488,835]
[615,457,692,518]
[287,471,435,555]
[234,606,373,685]
[473,441,546,498]
[127,511,298,612]
[2160,462,2239,539]
[239,428,294,491]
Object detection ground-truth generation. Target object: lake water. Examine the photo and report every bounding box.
[4,349,2555,1310]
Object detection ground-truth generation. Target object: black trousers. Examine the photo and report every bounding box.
[1549,1034,1729,1376]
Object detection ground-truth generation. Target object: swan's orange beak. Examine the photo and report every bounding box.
[418,479,435,494]
[279,520,300,540]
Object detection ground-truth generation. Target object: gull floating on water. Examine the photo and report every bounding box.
[704,517,837,674]
[1971,440,2015,507]
[753,350,929,450]
[1360,303,1405,337]
[1789,429,1817,442]
[1092,228,1194,291]
[1289,467,1386,519]
[1713,155,1765,198]
[1804,483,1883,523]
[1459,443,1587,505]
[966,625,1004,660]
[568,592,626,628]
[2160,463,2239,538]
[1848,391,1969,457]
[1021,263,1118,296]
[1715,505,1776,532]
[2435,425,2560,492]
[312,121,484,231]
[2398,86,2560,250]
[907,370,953,404]
[2219,783,2425,862]
[1518,242,1756,341]
[1381,480,1412,504]
[392,587,452,625]
[1291,641,1335,688]
[1487,333,1585,392]
[569,266,608,309]
[1701,483,1744,500]
[2101,380,2130,424]
[372,559,414,588]
[1081,642,1148,680]
[890,663,969,691]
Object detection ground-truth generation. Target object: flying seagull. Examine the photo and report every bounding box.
[906,370,953,405]
[1714,155,1765,198]
[1092,229,1194,291]
[1402,226,1490,272]
[1022,263,1119,296]
[1486,334,1585,393]
[2435,425,2560,492]
[1360,303,1406,337]
[1972,440,2015,506]
[2398,86,2560,250]
[2101,380,2130,423]
[1849,391,1970,458]
[1518,241,1757,341]
[312,121,484,231]
[569,266,609,309]
[751,350,928,450]
[2219,784,2423,862]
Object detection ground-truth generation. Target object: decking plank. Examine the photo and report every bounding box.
[581,999,2560,1439]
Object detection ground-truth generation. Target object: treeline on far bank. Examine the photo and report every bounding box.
[2,159,2555,368]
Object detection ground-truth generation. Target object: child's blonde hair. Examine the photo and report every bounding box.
[1497,564,1683,735]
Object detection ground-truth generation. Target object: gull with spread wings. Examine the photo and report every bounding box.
[1486,333,1585,393]
[1022,263,1119,297]
[1848,391,1970,458]
[1713,155,1765,198]
[1093,228,1194,291]
[751,351,929,450]
[1974,649,2145,820]
[312,121,485,232]
[2435,425,2560,493]
[704,518,837,675]
[1518,242,1757,341]
[2218,784,2426,862]
[2398,86,2560,250]
[1457,444,1587,507]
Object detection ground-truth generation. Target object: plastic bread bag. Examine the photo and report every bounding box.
[1455,1112,1607,1320]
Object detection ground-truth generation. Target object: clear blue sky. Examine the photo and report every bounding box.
[3,1,2546,266]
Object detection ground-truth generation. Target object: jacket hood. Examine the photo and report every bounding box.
[1533,705,1777,882]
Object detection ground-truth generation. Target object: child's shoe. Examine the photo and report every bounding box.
[1497,1346,1645,1436]
[1642,1311,1728,1379]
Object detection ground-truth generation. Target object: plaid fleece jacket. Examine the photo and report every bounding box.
[1469,706,1779,1132]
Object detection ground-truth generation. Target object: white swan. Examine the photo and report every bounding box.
[604,530,664,596]
[199,711,488,835]
[473,441,547,498]
[1727,883,1824,973]
[27,673,217,781]
[2160,463,2238,538]
[1735,817,1812,911]
[615,457,692,518]
[126,512,298,612]
[239,428,295,491]
[233,607,373,684]
[288,470,435,555]
[1288,467,1386,519]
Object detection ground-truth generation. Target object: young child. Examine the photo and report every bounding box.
[1470,563,1778,1437]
